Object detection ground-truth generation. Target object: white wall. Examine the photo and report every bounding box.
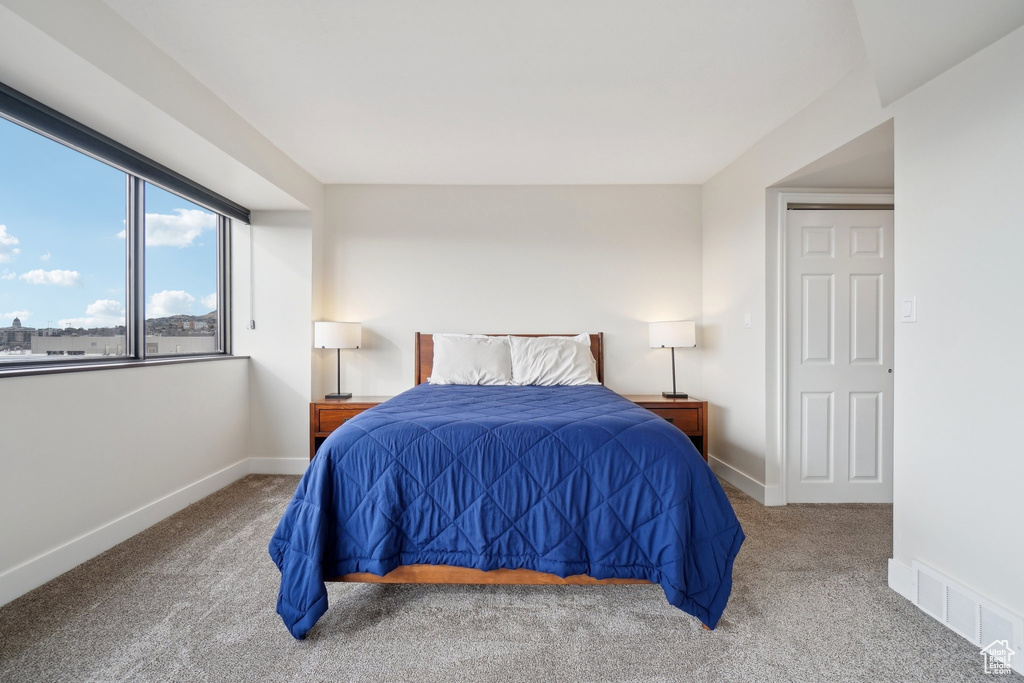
[311,203,328,403]
[232,211,314,470]
[701,64,889,501]
[0,359,249,605]
[323,185,702,396]
[890,25,1024,615]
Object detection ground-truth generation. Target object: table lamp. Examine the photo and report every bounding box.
[314,321,361,399]
[649,320,696,398]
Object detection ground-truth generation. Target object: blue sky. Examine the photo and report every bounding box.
[0,115,217,330]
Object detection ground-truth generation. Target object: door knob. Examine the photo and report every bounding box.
[888,369,892,374]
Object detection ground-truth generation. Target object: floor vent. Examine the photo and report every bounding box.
[916,569,944,620]
[981,606,1015,649]
[911,561,1023,674]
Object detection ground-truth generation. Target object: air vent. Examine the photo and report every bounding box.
[916,570,943,619]
[911,561,1023,675]
[946,586,975,640]
[981,606,1015,648]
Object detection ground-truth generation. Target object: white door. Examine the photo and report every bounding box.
[786,209,894,503]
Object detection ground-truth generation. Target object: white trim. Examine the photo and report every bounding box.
[769,190,895,505]
[763,485,784,507]
[249,457,308,475]
[709,454,766,504]
[887,558,915,602]
[902,560,1024,676]
[0,457,309,608]
[0,458,250,608]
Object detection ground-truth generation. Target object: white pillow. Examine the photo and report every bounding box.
[508,334,600,386]
[428,334,514,385]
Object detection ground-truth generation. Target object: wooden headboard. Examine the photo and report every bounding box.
[415,333,604,386]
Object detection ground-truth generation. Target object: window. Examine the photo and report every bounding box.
[0,81,247,370]
[144,184,220,356]
[0,116,127,363]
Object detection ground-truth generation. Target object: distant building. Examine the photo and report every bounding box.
[31,335,215,356]
[0,317,37,348]
[32,335,126,357]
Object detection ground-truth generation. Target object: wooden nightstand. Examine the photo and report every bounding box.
[623,395,708,462]
[310,397,391,460]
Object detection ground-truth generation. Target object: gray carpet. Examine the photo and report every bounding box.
[0,475,1010,682]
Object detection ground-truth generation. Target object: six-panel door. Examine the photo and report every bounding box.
[786,209,894,503]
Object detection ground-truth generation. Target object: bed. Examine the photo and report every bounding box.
[270,333,744,639]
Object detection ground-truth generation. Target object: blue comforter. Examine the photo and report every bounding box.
[270,384,744,638]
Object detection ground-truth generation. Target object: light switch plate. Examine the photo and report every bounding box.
[900,296,917,323]
[744,312,751,329]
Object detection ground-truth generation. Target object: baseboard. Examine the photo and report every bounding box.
[887,558,915,602]
[0,459,250,608]
[708,454,766,505]
[763,484,785,507]
[891,558,1024,676]
[248,457,308,475]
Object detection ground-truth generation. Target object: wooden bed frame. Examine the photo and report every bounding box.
[331,332,649,587]
[414,332,604,386]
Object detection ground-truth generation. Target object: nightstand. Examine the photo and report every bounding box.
[310,397,391,460]
[623,395,708,462]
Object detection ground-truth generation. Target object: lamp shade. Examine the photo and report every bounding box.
[649,320,696,349]
[314,321,361,349]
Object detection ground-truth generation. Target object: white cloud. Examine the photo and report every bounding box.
[40,251,51,261]
[0,269,14,280]
[0,225,20,263]
[19,269,82,286]
[148,289,195,317]
[58,299,125,329]
[2,310,30,323]
[86,299,124,317]
[201,292,217,311]
[116,209,215,247]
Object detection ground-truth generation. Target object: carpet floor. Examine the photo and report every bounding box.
[0,475,1010,682]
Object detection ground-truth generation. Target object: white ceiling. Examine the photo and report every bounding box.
[102,0,867,185]
[775,118,893,189]
[853,0,1024,107]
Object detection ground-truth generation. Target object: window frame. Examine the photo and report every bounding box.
[0,81,247,373]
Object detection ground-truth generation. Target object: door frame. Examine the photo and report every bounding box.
[767,191,894,506]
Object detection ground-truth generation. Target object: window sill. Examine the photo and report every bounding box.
[0,354,248,379]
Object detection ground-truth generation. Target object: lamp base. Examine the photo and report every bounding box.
[325,392,353,399]
[662,391,689,399]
